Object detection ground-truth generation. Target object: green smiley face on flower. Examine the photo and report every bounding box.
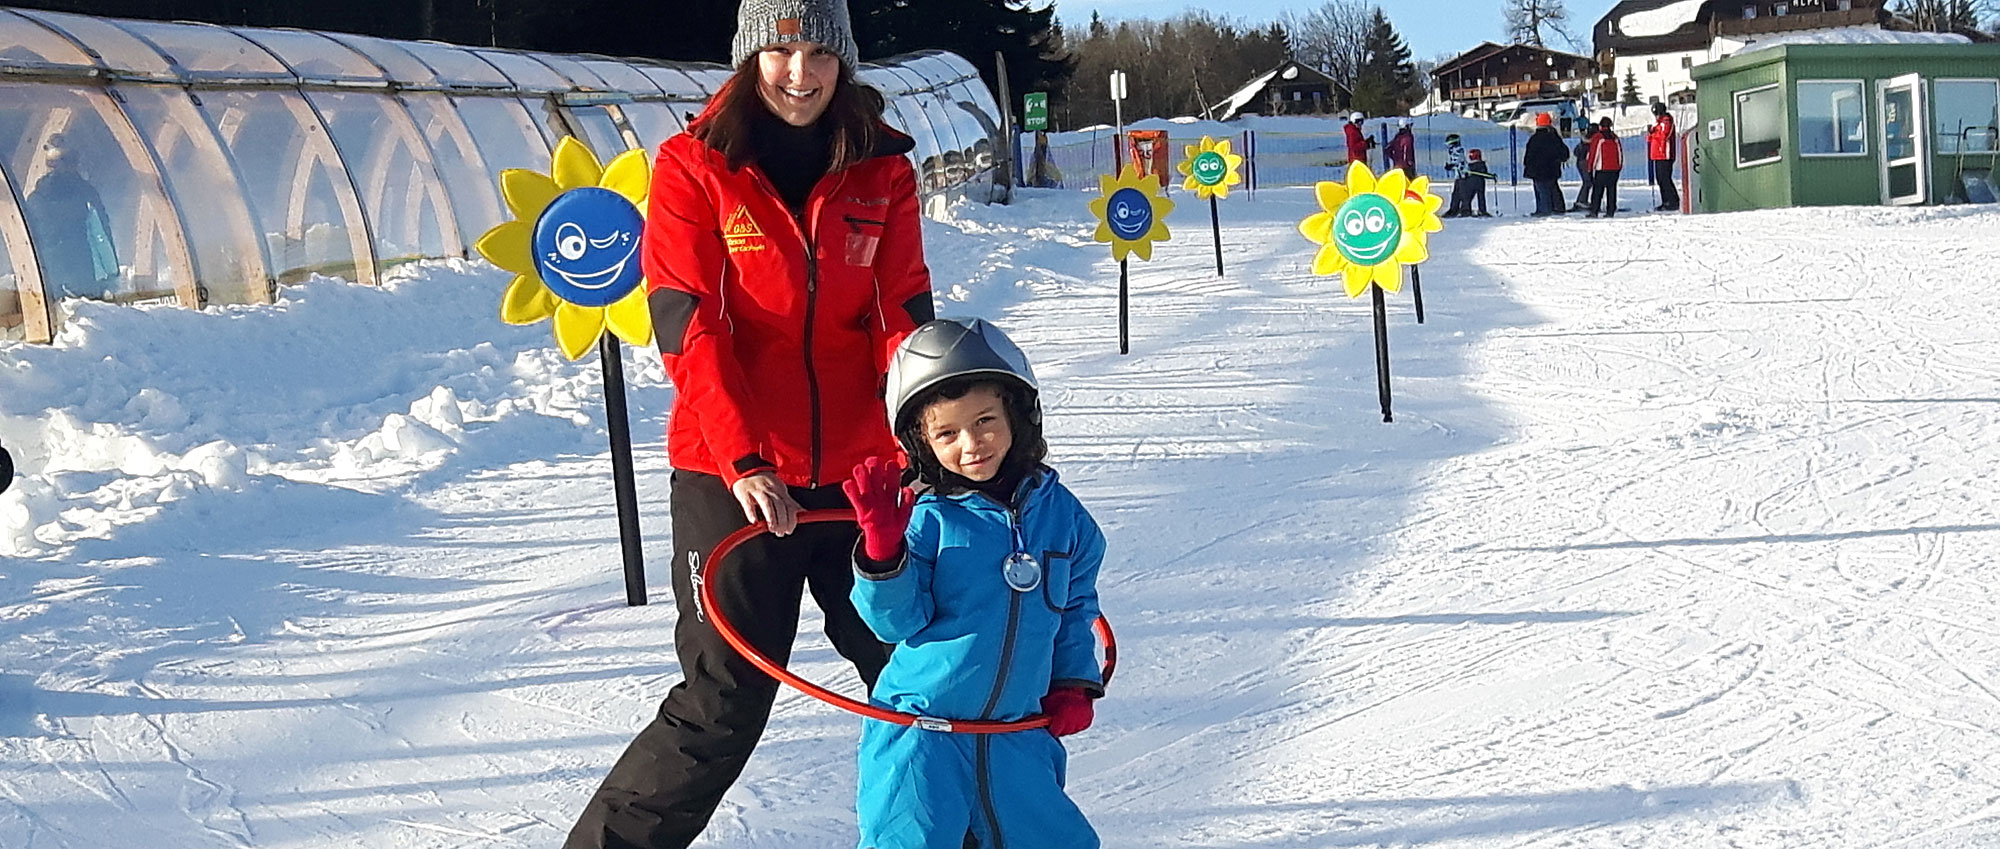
[1334,194,1403,266]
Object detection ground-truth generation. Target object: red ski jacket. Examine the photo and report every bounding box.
[1587,130,1624,172]
[643,101,933,489]
[1345,122,1373,165]
[1648,113,1677,161]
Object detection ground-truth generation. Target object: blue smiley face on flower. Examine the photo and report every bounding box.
[533,187,644,308]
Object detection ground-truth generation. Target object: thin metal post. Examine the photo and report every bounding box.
[1209,196,1223,277]
[1118,258,1130,355]
[1371,285,1393,423]
[599,335,647,606]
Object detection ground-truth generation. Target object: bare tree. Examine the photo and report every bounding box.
[1892,0,1995,31]
[1503,0,1581,51]
[1284,0,1371,88]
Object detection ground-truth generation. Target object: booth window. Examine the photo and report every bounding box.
[1797,80,1866,156]
[1933,79,1999,154]
[1735,83,1784,166]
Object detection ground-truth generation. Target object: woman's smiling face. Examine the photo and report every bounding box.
[756,41,841,127]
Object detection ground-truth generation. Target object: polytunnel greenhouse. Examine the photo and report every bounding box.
[0,6,1008,344]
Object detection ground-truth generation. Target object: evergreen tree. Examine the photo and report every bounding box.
[1350,7,1417,115]
[1621,69,1643,106]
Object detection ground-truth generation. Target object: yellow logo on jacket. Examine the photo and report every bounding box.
[723,205,767,254]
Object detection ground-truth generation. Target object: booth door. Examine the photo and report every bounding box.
[1878,73,1929,206]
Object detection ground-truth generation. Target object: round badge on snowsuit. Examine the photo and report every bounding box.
[1003,551,1042,592]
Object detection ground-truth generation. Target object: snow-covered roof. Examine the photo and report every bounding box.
[1209,67,1279,122]
[1619,0,1707,38]
[1735,26,1971,53]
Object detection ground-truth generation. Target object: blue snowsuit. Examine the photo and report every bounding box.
[851,467,1105,849]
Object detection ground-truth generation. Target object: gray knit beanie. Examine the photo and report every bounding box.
[731,0,860,70]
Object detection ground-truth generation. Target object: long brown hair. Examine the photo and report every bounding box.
[693,56,887,172]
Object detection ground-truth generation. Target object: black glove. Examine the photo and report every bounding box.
[0,443,13,495]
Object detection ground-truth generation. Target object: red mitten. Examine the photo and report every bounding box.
[1040,687,1094,737]
[842,456,913,562]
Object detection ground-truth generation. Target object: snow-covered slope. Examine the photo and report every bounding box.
[4,186,1999,848]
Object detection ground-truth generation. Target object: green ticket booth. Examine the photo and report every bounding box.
[1690,41,2000,212]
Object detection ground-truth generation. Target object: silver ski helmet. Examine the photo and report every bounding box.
[886,318,1039,439]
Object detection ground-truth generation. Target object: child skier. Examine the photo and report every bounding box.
[1585,117,1624,218]
[1442,133,1466,178]
[1444,149,1495,218]
[843,317,1106,849]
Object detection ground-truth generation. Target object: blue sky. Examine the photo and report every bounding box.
[1052,0,1626,61]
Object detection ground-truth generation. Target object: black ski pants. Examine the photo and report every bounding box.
[1589,171,1619,216]
[565,470,892,849]
[1652,159,1680,209]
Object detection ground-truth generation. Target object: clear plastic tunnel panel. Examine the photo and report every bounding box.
[194,89,372,286]
[12,8,174,79]
[0,170,34,341]
[473,49,570,93]
[621,102,684,153]
[402,92,505,255]
[306,90,460,266]
[235,28,388,84]
[584,61,664,96]
[0,82,188,305]
[322,32,439,87]
[114,19,292,81]
[639,66,706,100]
[397,41,512,89]
[529,53,609,90]
[451,96,557,174]
[0,9,98,71]
[115,83,268,305]
[565,105,635,160]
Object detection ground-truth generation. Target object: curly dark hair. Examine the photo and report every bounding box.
[897,376,1046,491]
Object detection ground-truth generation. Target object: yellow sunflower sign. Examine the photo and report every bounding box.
[1089,166,1174,355]
[1299,161,1444,298]
[474,135,655,606]
[476,136,654,361]
[1090,166,1174,262]
[1177,135,1243,199]
[1298,161,1446,424]
[1178,135,1244,277]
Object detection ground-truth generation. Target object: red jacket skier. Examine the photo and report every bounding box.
[1646,101,1681,211]
[1344,112,1375,167]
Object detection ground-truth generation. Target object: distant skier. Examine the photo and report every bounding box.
[1443,149,1496,218]
[1344,112,1375,169]
[1386,118,1417,179]
[1647,101,1681,211]
[846,318,1106,849]
[1586,116,1624,218]
[1572,124,1596,212]
[1523,113,1570,216]
[1442,133,1466,178]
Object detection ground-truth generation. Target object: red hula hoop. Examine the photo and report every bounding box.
[700,508,1116,734]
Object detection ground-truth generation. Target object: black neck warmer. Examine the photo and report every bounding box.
[750,109,833,214]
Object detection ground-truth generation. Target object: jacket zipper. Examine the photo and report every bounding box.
[977,503,1027,721]
[797,206,823,485]
[976,735,1006,849]
[843,214,886,228]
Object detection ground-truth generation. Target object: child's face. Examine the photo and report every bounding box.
[920,386,1013,482]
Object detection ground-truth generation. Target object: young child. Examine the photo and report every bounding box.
[1442,133,1466,179]
[843,317,1105,849]
[1444,149,1496,218]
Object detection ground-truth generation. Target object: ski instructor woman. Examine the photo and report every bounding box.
[564,1,934,846]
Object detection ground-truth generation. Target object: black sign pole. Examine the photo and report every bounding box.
[1371,284,1394,423]
[1410,265,1426,324]
[1118,257,1130,355]
[1209,196,1224,277]
[598,334,647,606]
